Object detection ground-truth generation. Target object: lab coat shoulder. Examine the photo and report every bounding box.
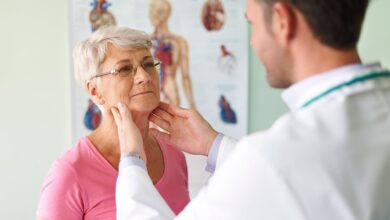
[237,111,323,165]
[177,129,307,220]
[244,103,348,162]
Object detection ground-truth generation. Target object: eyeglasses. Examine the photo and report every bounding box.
[90,60,161,80]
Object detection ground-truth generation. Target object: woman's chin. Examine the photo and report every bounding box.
[129,100,159,114]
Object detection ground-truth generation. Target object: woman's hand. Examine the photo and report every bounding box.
[111,102,146,162]
[149,102,218,156]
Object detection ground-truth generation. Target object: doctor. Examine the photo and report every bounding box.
[112,0,390,219]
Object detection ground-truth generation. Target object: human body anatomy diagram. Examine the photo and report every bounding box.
[149,0,196,109]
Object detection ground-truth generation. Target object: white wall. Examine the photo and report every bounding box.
[0,0,389,219]
[0,0,71,219]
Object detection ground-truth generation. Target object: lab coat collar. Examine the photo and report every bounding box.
[282,62,383,111]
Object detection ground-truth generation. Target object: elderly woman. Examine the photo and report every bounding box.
[36,26,190,220]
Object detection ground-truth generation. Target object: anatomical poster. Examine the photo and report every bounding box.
[69,0,248,197]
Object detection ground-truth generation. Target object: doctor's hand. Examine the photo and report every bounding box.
[149,102,218,156]
[111,102,146,162]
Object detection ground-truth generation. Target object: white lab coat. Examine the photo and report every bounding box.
[116,63,390,220]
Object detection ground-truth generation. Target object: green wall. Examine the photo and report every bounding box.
[359,0,390,68]
[0,0,389,219]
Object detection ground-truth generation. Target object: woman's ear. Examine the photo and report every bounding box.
[87,80,105,105]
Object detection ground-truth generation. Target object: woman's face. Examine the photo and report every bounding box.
[95,44,160,113]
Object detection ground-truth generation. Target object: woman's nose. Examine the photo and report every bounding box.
[133,66,152,85]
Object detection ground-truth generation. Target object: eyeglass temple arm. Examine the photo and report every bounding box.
[90,69,117,79]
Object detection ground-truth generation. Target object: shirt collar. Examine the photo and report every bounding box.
[282,62,383,111]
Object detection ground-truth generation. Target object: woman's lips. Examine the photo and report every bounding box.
[131,91,153,97]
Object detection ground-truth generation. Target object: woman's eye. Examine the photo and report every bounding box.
[143,62,155,69]
[119,65,133,73]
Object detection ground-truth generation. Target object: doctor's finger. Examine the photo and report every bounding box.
[157,102,190,118]
[149,114,171,131]
[152,108,174,121]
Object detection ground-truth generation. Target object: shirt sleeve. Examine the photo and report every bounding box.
[205,134,238,173]
[205,133,224,173]
[36,160,84,220]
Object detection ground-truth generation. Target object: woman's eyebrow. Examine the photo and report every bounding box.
[142,56,153,61]
[114,59,132,65]
[114,56,153,65]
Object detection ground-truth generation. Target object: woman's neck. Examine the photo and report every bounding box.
[131,110,152,140]
[88,115,120,157]
[88,110,153,163]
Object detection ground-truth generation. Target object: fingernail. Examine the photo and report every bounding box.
[117,102,123,109]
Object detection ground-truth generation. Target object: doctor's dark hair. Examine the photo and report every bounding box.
[257,0,370,50]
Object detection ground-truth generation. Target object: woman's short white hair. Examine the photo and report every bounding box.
[73,26,152,89]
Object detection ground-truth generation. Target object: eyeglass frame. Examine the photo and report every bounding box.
[89,59,162,80]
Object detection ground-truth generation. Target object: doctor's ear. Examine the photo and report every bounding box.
[272,2,297,46]
[86,80,105,105]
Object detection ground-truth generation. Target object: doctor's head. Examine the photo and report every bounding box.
[246,0,370,88]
